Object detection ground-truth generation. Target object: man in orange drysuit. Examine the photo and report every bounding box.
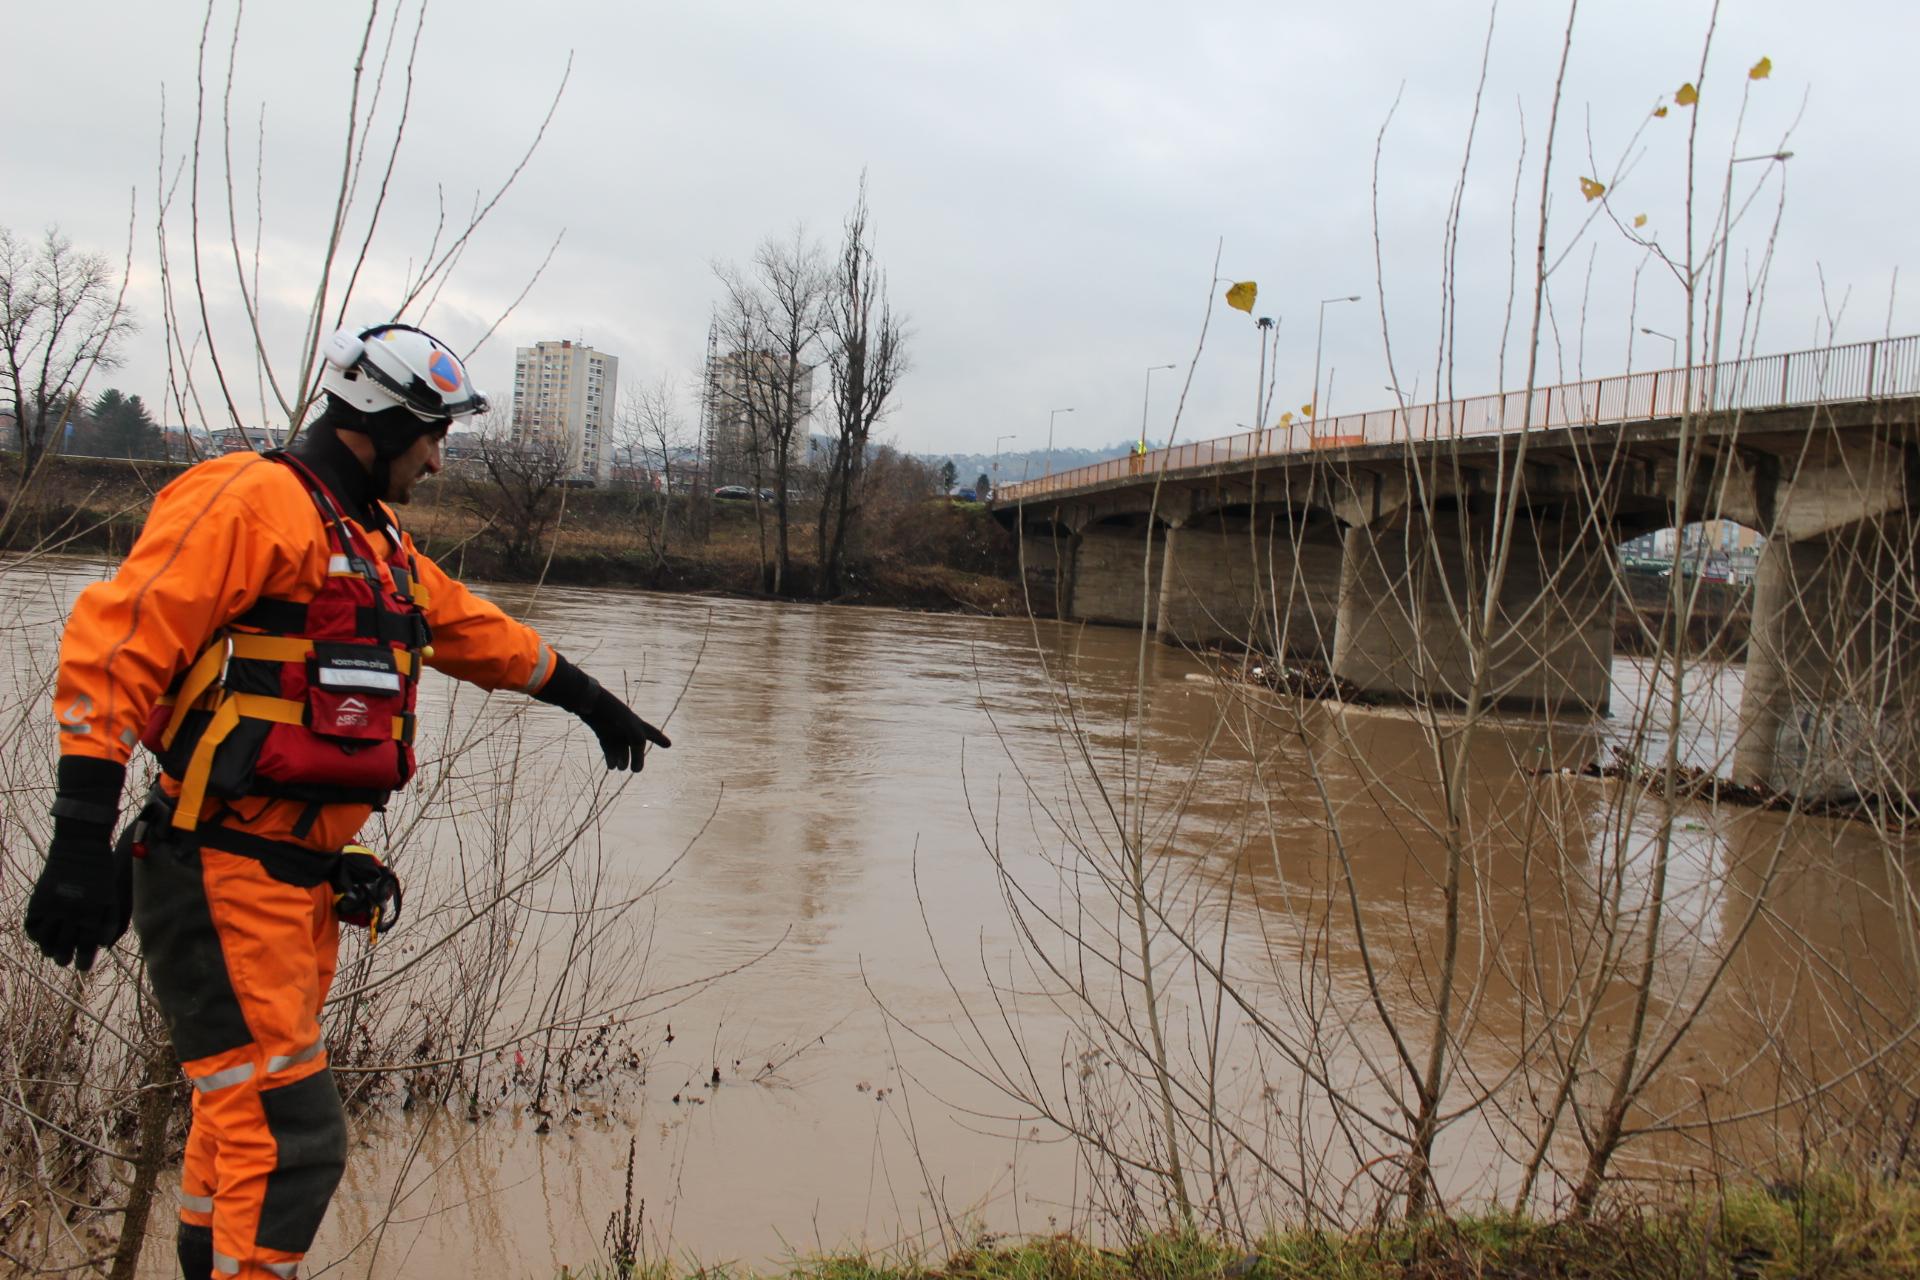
[22,322,670,1279]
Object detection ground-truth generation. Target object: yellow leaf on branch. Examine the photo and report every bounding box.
[1224,281,1257,313]
[1653,105,1669,118]
[1301,403,1314,417]
[1279,411,1294,426]
[1675,82,1699,106]
[1579,176,1607,201]
[1633,214,1648,228]
[1749,56,1772,80]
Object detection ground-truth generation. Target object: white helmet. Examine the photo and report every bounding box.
[319,322,489,423]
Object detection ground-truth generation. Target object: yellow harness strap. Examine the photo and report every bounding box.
[158,643,229,751]
[171,698,239,832]
[158,634,417,752]
[170,691,408,831]
[163,622,419,831]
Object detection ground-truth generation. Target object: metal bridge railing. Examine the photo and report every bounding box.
[995,333,1920,503]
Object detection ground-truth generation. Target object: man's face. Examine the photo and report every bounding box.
[384,424,448,504]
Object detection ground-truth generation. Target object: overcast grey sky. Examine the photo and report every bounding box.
[6,1,1914,455]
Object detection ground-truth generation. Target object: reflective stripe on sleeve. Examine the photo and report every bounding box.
[215,1250,242,1274]
[519,643,554,695]
[264,1262,300,1278]
[179,1191,213,1214]
[188,1061,255,1093]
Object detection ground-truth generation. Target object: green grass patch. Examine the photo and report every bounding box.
[564,1172,1920,1280]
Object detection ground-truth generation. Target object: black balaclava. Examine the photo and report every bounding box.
[294,396,446,521]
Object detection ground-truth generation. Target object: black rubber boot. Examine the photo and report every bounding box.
[177,1221,214,1278]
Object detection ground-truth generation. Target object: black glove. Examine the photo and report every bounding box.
[578,682,672,770]
[533,654,672,772]
[24,757,129,972]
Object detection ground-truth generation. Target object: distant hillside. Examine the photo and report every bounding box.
[922,442,1159,490]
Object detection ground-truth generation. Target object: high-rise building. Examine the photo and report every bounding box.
[510,339,619,484]
[701,335,815,488]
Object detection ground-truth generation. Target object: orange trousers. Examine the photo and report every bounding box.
[134,843,346,1279]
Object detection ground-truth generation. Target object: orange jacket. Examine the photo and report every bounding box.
[54,451,556,851]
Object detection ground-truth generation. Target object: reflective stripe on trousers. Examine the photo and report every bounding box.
[216,1250,301,1277]
[135,838,346,1276]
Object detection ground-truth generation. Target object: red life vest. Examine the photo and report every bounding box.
[141,453,430,831]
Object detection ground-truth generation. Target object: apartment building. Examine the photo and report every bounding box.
[702,347,815,488]
[510,339,619,483]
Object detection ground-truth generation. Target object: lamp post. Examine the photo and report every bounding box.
[1384,382,1414,441]
[1311,294,1361,440]
[1139,362,1175,454]
[1044,407,1074,477]
[1254,317,1277,440]
[993,433,1016,497]
[1639,326,1680,367]
[1709,151,1792,392]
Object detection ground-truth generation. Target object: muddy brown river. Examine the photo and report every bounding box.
[2,561,1910,1276]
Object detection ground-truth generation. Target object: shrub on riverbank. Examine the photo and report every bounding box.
[568,1170,1920,1279]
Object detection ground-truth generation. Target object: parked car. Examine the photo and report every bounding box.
[953,487,978,502]
[713,485,755,501]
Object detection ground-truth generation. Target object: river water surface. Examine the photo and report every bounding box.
[1,561,1906,1276]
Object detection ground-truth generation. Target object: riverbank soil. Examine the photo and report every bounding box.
[4,455,1752,639]
[0,452,1021,613]
[1615,567,1751,658]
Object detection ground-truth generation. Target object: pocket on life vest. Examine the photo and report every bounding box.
[306,643,404,743]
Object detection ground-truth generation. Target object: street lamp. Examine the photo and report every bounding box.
[993,433,1017,495]
[1709,151,1793,382]
[1311,294,1362,438]
[1639,326,1680,367]
[1383,379,1421,441]
[1139,363,1176,453]
[1254,316,1278,437]
[1044,407,1074,477]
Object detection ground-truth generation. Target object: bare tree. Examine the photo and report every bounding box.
[708,284,775,585]
[149,0,567,447]
[713,227,826,595]
[818,178,909,597]
[459,412,573,571]
[906,7,1920,1252]
[0,226,136,479]
[0,7,683,1276]
[617,374,692,561]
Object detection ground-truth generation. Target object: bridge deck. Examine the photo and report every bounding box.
[995,334,1920,506]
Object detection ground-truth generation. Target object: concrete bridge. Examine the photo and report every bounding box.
[994,335,1920,803]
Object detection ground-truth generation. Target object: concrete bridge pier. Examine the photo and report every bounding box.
[1732,516,1920,801]
[1016,522,1080,618]
[1070,519,1165,627]
[1329,505,1617,714]
[1153,511,1345,659]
